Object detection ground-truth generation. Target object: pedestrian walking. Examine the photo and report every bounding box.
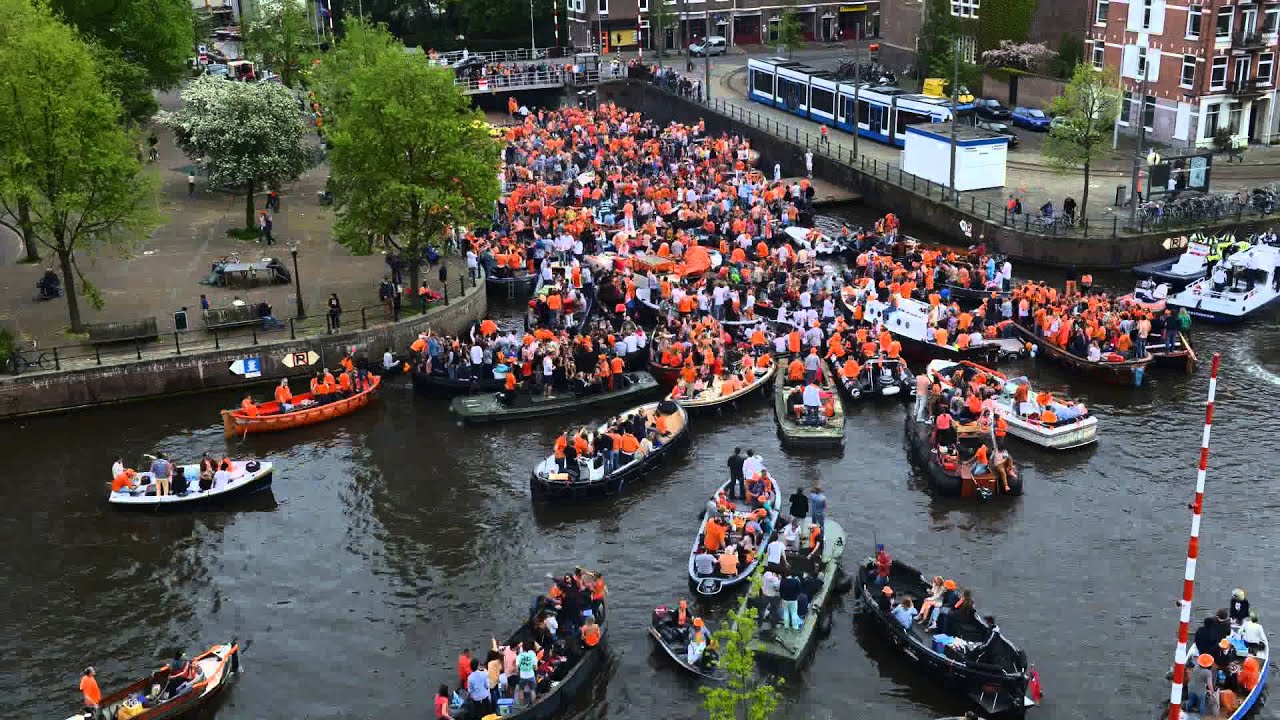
[268,190,280,211]
[187,173,196,196]
[820,125,829,145]
[200,294,210,312]
[263,213,274,246]
[328,293,342,331]
[257,211,267,243]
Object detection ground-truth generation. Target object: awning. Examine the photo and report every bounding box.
[841,4,868,11]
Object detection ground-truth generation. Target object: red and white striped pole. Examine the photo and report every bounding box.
[1167,351,1221,720]
[552,0,559,49]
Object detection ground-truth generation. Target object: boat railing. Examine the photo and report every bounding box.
[2,271,484,380]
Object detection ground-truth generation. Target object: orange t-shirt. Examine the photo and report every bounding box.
[80,675,101,706]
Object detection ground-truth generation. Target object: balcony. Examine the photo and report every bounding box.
[1228,78,1267,96]
[1232,29,1269,49]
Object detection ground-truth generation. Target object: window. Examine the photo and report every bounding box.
[1121,90,1133,125]
[1181,55,1196,88]
[951,0,979,19]
[1137,46,1148,78]
[858,99,870,125]
[1217,7,1233,38]
[1266,8,1280,34]
[1186,4,1202,38]
[956,35,977,63]
[1229,104,1242,133]
[1095,0,1109,25]
[895,109,930,136]
[598,0,607,13]
[638,0,647,8]
[1205,103,1221,137]
[1093,41,1105,69]
[811,87,835,116]
[1142,95,1155,129]
[1142,0,1154,29]
[1211,56,1228,88]
[751,69,773,96]
[1260,53,1275,85]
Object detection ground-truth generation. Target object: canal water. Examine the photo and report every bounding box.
[4,208,1279,720]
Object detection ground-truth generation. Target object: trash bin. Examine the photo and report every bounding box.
[174,309,189,332]
[1115,184,1129,206]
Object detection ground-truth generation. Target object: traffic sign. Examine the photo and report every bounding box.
[229,357,262,378]
[281,350,319,368]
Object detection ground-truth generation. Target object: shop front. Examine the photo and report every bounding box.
[734,12,761,45]
[838,3,878,40]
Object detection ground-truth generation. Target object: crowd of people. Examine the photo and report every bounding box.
[1182,590,1268,717]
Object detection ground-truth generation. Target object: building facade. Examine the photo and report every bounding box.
[1088,0,1280,146]
[566,0,880,52]
[880,0,1089,67]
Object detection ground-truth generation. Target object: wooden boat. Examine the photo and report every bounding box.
[854,293,1022,365]
[649,606,728,682]
[925,360,1098,450]
[453,596,607,720]
[732,519,847,667]
[68,641,241,720]
[688,474,781,597]
[668,360,776,413]
[530,400,690,500]
[108,460,273,510]
[1009,322,1152,386]
[838,356,916,402]
[773,359,845,449]
[904,414,1023,499]
[853,557,1034,717]
[1147,331,1198,373]
[220,375,381,438]
[648,357,683,386]
[450,371,660,423]
[485,270,537,298]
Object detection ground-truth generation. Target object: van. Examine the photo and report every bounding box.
[690,36,727,57]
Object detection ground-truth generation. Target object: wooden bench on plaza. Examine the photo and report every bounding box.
[85,318,160,346]
[203,304,262,331]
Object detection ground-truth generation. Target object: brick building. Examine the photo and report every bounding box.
[1088,0,1279,146]
[566,0,880,52]
[880,0,1089,66]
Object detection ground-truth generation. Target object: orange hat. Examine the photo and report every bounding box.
[693,617,704,627]
[1219,638,1231,649]
[881,585,894,596]
[1197,653,1214,668]
[944,579,957,590]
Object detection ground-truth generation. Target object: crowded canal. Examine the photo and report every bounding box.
[5,201,1278,719]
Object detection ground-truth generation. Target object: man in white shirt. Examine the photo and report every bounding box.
[742,449,764,480]
[694,549,716,576]
[765,536,787,573]
[802,381,822,425]
[712,284,727,320]
[466,249,479,281]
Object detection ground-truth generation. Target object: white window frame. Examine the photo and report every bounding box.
[1142,0,1154,30]
[951,0,980,19]
[1205,103,1221,137]
[1260,52,1275,86]
[597,0,607,14]
[1093,41,1106,69]
[1217,7,1233,39]
[1121,90,1133,127]
[1186,4,1202,39]
[1142,94,1156,131]
[1096,0,1110,25]
[1181,54,1196,89]
[1266,7,1280,35]
[1211,56,1228,89]
[638,0,648,10]
[955,35,977,63]
[1137,46,1148,77]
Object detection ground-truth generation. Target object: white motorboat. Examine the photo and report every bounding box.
[926,360,1098,450]
[1168,244,1280,323]
[783,225,841,256]
[108,460,274,509]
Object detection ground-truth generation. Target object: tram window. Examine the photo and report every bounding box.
[811,87,835,116]
[895,109,929,135]
[858,100,870,125]
[752,70,773,96]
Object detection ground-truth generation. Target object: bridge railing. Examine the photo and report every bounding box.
[435,46,594,66]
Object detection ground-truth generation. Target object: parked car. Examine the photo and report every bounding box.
[975,119,1020,148]
[974,98,1012,121]
[1011,106,1052,130]
[1050,115,1069,131]
[689,36,728,57]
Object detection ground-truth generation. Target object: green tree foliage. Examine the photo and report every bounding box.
[51,0,195,123]
[245,0,316,88]
[701,602,782,720]
[1053,33,1083,79]
[651,3,679,66]
[1043,65,1124,219]
[974,0,1035,54]
[162,76,312,230]
[777,5,805,58]
[0,0,162,331]
[318,26,500,295]
[310,18,400,118]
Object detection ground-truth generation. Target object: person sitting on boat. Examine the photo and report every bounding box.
[213,460,236,490]
[970,615,1005,663]
[686,617,709,666]
[892,596,916,631]
[916,576,946,623]
[111,468,139,493]
[580,611,602,649]
[1185,653,1216,714]
[271,379,294,412]
[928,580,960,632]
[1229,589,1251,624]
[801,379,823,426]
[1238,611,1267,652]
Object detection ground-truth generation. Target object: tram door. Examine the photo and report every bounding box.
[868,105,883,136]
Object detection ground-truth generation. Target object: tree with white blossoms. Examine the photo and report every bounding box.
[981,40,1058,73]
[161,76,311,232]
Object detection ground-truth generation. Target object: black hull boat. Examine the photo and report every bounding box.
[904,415,1024,499]
[412,368,505,397]
[649,606,727,682]
[838,357,916,402]
[486,271,538,298]
[853,558,1033,717]
[530,401,690,500]
[450,372,661,423]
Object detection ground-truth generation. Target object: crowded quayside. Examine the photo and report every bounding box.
[57,64,1280,720]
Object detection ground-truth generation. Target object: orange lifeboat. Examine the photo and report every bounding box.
[220,375,381,438]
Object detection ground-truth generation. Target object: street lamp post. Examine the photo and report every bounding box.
[290,245,305,319]
[704,9,712,101]
[948,40,960,204]
[1128,70,1152,227]
[530,0,537,54]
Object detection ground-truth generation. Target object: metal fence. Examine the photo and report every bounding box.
[454,69,605,94]
[624,76,1264,240]
[3,273,483,379]
[435,46,595,66]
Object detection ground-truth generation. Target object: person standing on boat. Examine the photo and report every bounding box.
[150,453,172,497]
[788,487,809,530]
[807,486,827,533]
[727,448,746,500]
[465,658,492,717]
[79,666,101,715]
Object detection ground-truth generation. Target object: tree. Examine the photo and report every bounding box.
[0,0,162,331]
[310,18,401,119]
[320,27,500,296]
[651,3,679,67]
[701,603,782,720]
[776,6,804,59]
[980,40,1056,73]
[162,76,312,232]
[1043,65,1123,220]
[52,0,195,123]
[245,0,316,88]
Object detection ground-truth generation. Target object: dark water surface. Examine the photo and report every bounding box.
[4,211,1280,719]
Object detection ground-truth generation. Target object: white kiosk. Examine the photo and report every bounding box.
[900,122,1009,192]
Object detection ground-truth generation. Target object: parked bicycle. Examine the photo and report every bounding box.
[5,341,54,375]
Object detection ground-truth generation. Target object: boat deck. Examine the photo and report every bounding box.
[450,372,659,422]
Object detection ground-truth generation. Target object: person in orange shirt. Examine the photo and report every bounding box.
[239,393,259,417]
[274,379,293,409]
[788,357,805,382]
[338,371,353,395]
[80,667,102,713]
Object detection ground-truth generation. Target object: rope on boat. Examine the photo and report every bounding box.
[1166,352,1220,720]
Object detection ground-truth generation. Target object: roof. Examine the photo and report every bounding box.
[905,122,1010,147]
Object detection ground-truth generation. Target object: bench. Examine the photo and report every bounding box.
[86,318,159,345]
[203,305,262,331]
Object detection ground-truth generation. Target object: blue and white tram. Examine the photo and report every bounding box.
[746,57,971,148]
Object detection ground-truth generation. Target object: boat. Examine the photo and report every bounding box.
[1167,244,1280,323]
[453,586,607,720]
[485,269,538,298]
[839,356,916,402]
[649,606,728,682]
[108,460,274,510]
[1117,279,1171,313]
[904,414,1024,498]
[852,557,1034,717]
[412,367,506,397]
[856,293,1023,365]
[449,371,661,423]
[648,356,684,386]
[667,359,776,413]
[65,641,241,720]
[925,359,1098,450]
[783,225,842,256]
[530,400,690,500]
[1132,234,1249,289]
[220,375,381,438]
[688,474,782,597]
[732,519,847,667]
[773,358,845,449]
[1148,331,1198,373]
[1008,322,1152,386]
